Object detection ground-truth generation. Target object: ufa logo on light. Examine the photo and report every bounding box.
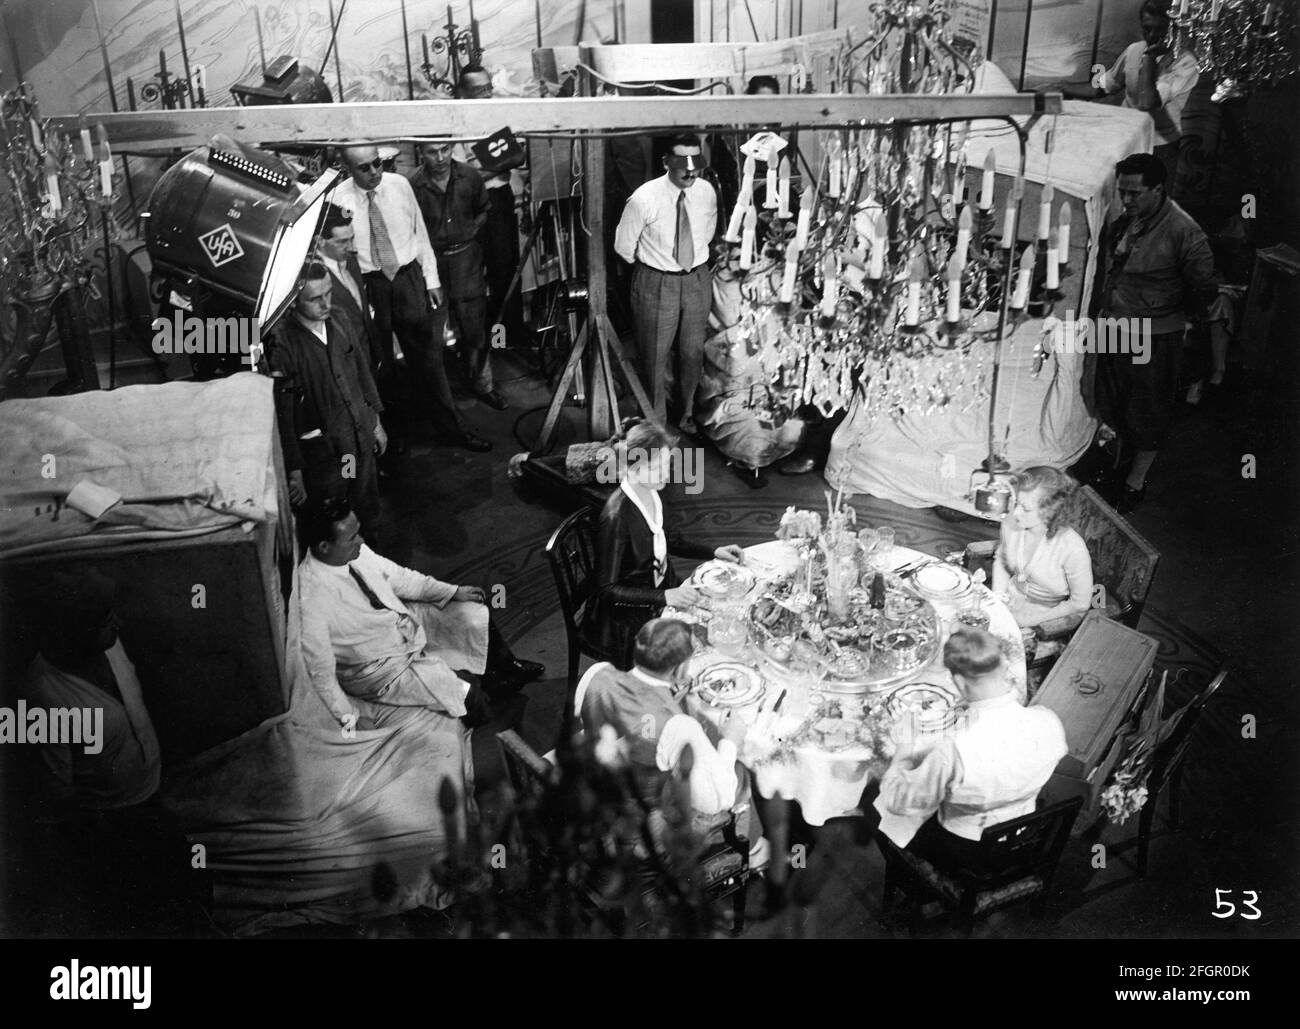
[198,223,245,267]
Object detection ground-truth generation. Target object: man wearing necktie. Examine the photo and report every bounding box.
[332,146,491,454]
[298,505,544,737]
[615,133,717,433]
[315,204,383,376]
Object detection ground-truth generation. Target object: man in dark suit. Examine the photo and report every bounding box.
[265,261,387,542]
[316,203,381,374]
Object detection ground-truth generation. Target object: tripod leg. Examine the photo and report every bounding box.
[531,319,590,456]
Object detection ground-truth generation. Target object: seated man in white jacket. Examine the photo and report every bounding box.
[875,627,1067,869]
[576,618,766,864]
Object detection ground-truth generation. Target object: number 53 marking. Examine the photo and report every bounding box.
[1212,888,1261,920]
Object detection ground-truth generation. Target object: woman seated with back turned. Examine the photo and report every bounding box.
[994,466,1094,630]
[582,420,744,666]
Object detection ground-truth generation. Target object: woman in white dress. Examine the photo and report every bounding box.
[993,466,1094,629]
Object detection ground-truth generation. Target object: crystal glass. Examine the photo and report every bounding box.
[708,605,750,659]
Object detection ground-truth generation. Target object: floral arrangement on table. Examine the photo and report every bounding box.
[748,694,899,772]
[776,490,862,621]
[1100,670,1195,825]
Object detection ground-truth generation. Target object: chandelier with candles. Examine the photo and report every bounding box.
[720,0,1065,427]
[1171,0,1297,102]
[0,83,115,294]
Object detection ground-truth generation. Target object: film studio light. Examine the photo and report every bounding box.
[142,136,340,354]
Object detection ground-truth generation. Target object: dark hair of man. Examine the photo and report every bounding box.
[667,132,702,152]
[298,260,330,287]
[1116,152,1167,189]
[320,203,351,237]
[943,627,1004,680]
[1139,0,1171,22]
[746,75,780,95]
[633,618,695,675]
[301,500,354,550]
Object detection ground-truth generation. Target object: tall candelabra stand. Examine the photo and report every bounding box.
[420,3,483,96]
[0,82,116,400]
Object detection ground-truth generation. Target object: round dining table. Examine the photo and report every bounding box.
[669,539,1029,829]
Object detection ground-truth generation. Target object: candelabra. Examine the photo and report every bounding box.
[1172,0,1297,100]
[421,3,483,96]
[0,82,115,398]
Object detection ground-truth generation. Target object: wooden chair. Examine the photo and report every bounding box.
[1110,667,1229,877]
[965,485,1160,677]
[877,797,1082,936]
[544,509,617,722]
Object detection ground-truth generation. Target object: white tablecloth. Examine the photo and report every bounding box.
[681,541,1028,827]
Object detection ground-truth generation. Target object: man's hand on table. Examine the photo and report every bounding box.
[714,544,745,563]
[453,585,487,604]
[664,584,703,608]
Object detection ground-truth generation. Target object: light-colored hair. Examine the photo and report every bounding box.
[633,618,695,675]
[943,627,1005,680]
[1012,465,1077,539]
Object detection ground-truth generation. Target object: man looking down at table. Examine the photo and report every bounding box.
[576,617,765,862]
[875,628,1066,868]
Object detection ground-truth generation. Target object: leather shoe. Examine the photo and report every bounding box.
[778,454,816,476]
[477,388,510,411]
[732,464,769,489]
[1116,484,1145,514]
[503,657,545,683]
[451,432,493,452]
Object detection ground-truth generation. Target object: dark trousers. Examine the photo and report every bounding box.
[630,262,712,422]
[1096,328,1185,451]
[436,244,492,395]
[479,187,525,348]
[298,432,381,543]
[364,261,462,442]
[907,814,993,875]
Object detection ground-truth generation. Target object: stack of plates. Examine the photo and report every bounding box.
[909,562,976,613]
[693,662,766,707]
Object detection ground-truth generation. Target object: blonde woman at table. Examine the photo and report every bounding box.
[993,466,1094,630]
[582,421,744,667]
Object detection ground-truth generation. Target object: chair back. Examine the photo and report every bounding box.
[545,507,600,652]
[967,796,1083,889]
[1146,667,1228,797]
[497,729,557,799]
[1067,485,1160,627]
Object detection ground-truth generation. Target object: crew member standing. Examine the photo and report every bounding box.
[333,145,490,453]
[409,140,506,410]
[614,133,717,433]
[456,65,528,361]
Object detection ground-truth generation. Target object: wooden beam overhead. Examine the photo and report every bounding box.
[49,93,1062,154]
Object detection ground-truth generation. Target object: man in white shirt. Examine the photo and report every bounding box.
[875,627,1067,868]
[1065,0,1200,186]
[614,133,718,433]
[332,146,490,453]
[297,504,543,733]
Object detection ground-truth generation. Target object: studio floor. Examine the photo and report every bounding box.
[369,344,1299,939]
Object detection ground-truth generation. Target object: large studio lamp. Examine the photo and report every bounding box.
[142,135,339,358]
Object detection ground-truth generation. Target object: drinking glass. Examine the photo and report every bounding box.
[708,607,749,659]
[956,600,990,630]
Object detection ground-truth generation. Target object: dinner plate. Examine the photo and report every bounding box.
[885,680,962,734]
[689,561,758,598]
[742,540,803,579]
[693,662,766,707]
[911,562,973,598]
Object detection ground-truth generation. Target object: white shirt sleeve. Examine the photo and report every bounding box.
[364,545,458,607]
[399,177,442,292]
[614,191,648,265]
[299,583,356,725]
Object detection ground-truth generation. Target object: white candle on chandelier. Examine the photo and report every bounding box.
[1177,0,1189,18]
[1010,245,1034,309]
[794,188,812,248]
[1000,194,1017,250]
[905,257,923,326]
[739,206,757,270]
[1046,227,1060,290]
[827,136,843,198]
[1037,183,1054,241]
[868,210,887,279]
[1058,204,1072,264]
[946,253,962,323]
[956,204,973,269]
[1209,0,1221,20]
[44,152,62,213]
[724,154,757,242]
[78,114,94,163]
[1263,2,1276,26]
[764,153,779,209]
[96,123,113,195]
[777,158,792,218]
[978,148,997,211]
[780,240,799,303]
[820,253,838,318]
[29,117,43,150]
